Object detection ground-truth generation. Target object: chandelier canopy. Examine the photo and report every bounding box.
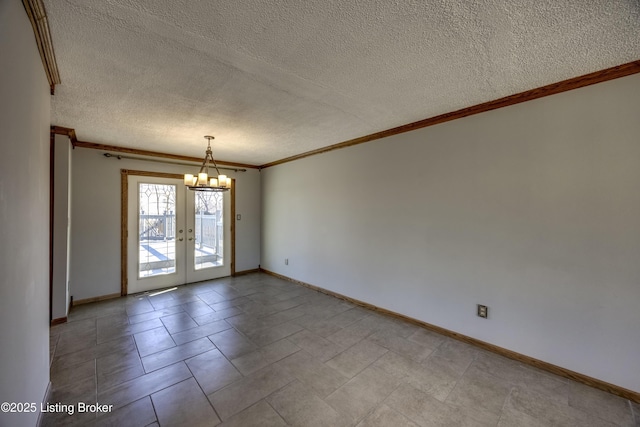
[184,136,230,192]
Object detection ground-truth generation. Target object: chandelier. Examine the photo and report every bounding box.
[184,136,231,192]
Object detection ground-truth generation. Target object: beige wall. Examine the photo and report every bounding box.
[0,1,52,425]
[69,147,261,300]
[261,73,640,393]
[52,134,72,319]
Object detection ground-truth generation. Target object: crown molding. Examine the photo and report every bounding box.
[50,127,260,169]
[51,61,640,169]
[260,60,640,169]
[22,0,61,95]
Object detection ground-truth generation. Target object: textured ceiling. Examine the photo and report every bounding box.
[44,0,640,165]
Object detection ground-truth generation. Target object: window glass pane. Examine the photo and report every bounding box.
[138,183,176,277]
[194,192,223,270]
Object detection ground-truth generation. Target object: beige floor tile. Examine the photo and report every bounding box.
[506,386,620,427]
[197,290,230,305]
[407,355,462,402]
[329,307,371,328]
[356,404,420,427]
[386,383,495,427]
[97,318,164,344]
[208,328,258,359]
[275,350,348,398]
[445,364,511,420]
[50,359,95,389]
[127,305,185,324]
[472,351,568,403]
[98,362,192,409]
[326,318,377,348]
[219,400,287,427]
[41,405,96,427]
[97,351,145,393]
[182,300,216,317]
[209,364,295,420]
[133,326,176,357]
[66,302,125,323]
[230,338,300,375]
[94,396,157,427]
[52,336,135,373]
[141,337,214,372]
[266,380,347,427]
[325,366,402,424]
[498,405,549,427]
[245,321,303,347]
[41,375,98,427]
[160,312,198,334]
[48,273,631,427]
[194,307,243,325]
[148,294,201,310]
[372,350,423,381]
[292,314,344,338]
[406,327,447,349]
[55,328,97,357]
[326,339,387,378]
[371,350,460,401]
[209,297,251,311]
[365,315,420,339]
[266,297,307,313]
[171,319,232,345]
[568,381,634,427]
[50,317,96,337]
[425,338,478,375]
[152,378,220,427]
[631,401,640,427]
[187,349,243,395]
[287,329,344,362]
[368,330,434,363]
[126,298,156,316]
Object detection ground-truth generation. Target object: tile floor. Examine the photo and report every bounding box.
[45,273,639,426]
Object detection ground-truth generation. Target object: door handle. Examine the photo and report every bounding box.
[188,229,193,233]
[188,237,194,241]
[178,237,184,241]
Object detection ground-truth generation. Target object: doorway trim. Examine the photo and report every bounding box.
[120,169,236,296]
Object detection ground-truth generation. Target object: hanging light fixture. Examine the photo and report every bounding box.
[184,136,231,192]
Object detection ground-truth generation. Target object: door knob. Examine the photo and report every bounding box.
[179,229,183,233]
[178,237,184,241]
[188,229,193,233]
[188,237,194,241]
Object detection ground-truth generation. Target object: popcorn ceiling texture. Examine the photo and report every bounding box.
[44,0,640,165]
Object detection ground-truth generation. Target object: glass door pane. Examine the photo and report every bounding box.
[138,183,177,278]
[194,191,223,270]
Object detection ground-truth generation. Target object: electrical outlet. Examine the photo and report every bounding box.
[477,304,488,319]
[285,258,288,265]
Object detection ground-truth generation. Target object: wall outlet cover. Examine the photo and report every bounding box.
[477,304,488,318]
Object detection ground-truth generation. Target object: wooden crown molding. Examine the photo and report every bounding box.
[260,268,640,404]
[22,0,61,95]
[51,126,77,144]
[260,60,640,169]
[51,61,640,169]
[49,128,260,169]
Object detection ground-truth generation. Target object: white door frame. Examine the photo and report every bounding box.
[120,169,235,295]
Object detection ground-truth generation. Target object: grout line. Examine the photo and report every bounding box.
[263,398,288,425]
[148,392,160,425]
[184,361,223,422]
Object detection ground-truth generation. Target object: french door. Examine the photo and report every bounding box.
[126,174,230,294]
